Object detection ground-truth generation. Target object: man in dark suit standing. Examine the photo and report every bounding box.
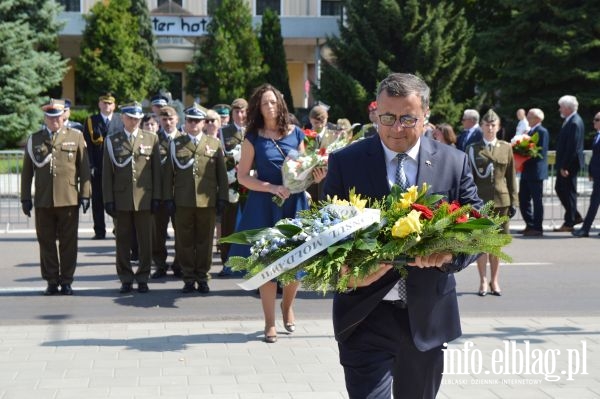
[573,111,600,237]
[83,92,124,239]
[323,73,483,399]
[519,108,550,236]
[456,109,483,151]
[553,95,585,232]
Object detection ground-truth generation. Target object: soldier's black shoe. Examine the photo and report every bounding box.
[182,282,195,293]
[198,281,210,294]
[119,283,133,294]
[60,284,73,295]
[151,270,167,279]
[138,282,149,293]
[44,284,59,296]
[92,234,105,240]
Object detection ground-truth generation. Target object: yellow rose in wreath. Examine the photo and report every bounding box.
[391,209,423,238]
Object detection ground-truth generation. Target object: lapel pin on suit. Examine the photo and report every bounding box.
[425,160,432,166]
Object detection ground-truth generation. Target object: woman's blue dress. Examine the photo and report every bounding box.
[228,126,308,259]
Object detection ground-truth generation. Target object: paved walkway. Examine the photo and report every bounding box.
[1,316,599,398]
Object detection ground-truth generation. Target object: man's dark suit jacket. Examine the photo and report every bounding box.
[589,133,600,179]
[555,113,585,174]
[323,135,483,351]
[83,113,124,174]
[456,127,483,152]
[521,125,549,181]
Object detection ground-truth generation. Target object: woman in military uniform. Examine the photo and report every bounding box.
[466,109,518,297]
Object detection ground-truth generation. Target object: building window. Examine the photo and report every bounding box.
[321,0,342,16]
[158,0,183,6]
[56,0,80,12]
[207,0,223,15]
[256,0,280,15]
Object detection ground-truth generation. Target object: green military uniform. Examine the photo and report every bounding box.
[218,123,244,264]
[152,127,182,274]
[21,123,91,290]
[163,132,228,287]
[103,128,161,286]
[466,140,519,232]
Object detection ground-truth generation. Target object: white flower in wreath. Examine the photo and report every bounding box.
[228,188,240,203]
[227,168,237,185]
[230,144,242,163]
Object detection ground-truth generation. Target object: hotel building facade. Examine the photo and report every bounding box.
[57,0,341,108]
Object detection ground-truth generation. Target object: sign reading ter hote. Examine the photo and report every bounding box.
[152,16,211,36]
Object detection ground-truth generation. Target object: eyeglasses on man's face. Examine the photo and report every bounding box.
[378,113,419,128]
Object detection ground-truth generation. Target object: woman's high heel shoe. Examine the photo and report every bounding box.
[478,280,488,296]
[489,283,502,296]
[281,302,296,333]
[264,327,277,343]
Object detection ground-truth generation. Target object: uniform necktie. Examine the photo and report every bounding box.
[487,143,493,151]
[395,153,409,192]
[394,153,409,302]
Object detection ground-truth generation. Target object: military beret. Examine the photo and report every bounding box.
[213,104,231,116]
[231,98,248,110]
[159,106,178,117]
[63,99,73,110]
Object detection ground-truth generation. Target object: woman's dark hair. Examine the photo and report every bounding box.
[436,123,457,145]
[245,83,290,137]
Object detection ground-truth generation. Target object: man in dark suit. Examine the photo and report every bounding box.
[83,92,124,239]
[573,112,600,237]
[323,73,483,399]
[21,99,91,295]
[456,109,483,151]
[519,108,550,236]
[553,95,585,232]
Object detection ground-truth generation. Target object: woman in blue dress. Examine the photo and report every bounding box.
[229,84,326,343]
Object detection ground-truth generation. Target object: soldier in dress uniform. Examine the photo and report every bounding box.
[466,109,518,297]
[217,98,247,276]
[102,102,161,294]
[151,105,183,279]
[21,99,91,295]
[83,92,124,239]
[62,99,84,132]
[163,104,229,294]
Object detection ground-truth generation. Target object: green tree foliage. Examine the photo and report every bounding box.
[259,8,294,112]
[77,0,161,107]
[318,0,475,124]
[470,0,600,139]
[187,0,265,105]
[129,0,168,94]
[0,0,67,148]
